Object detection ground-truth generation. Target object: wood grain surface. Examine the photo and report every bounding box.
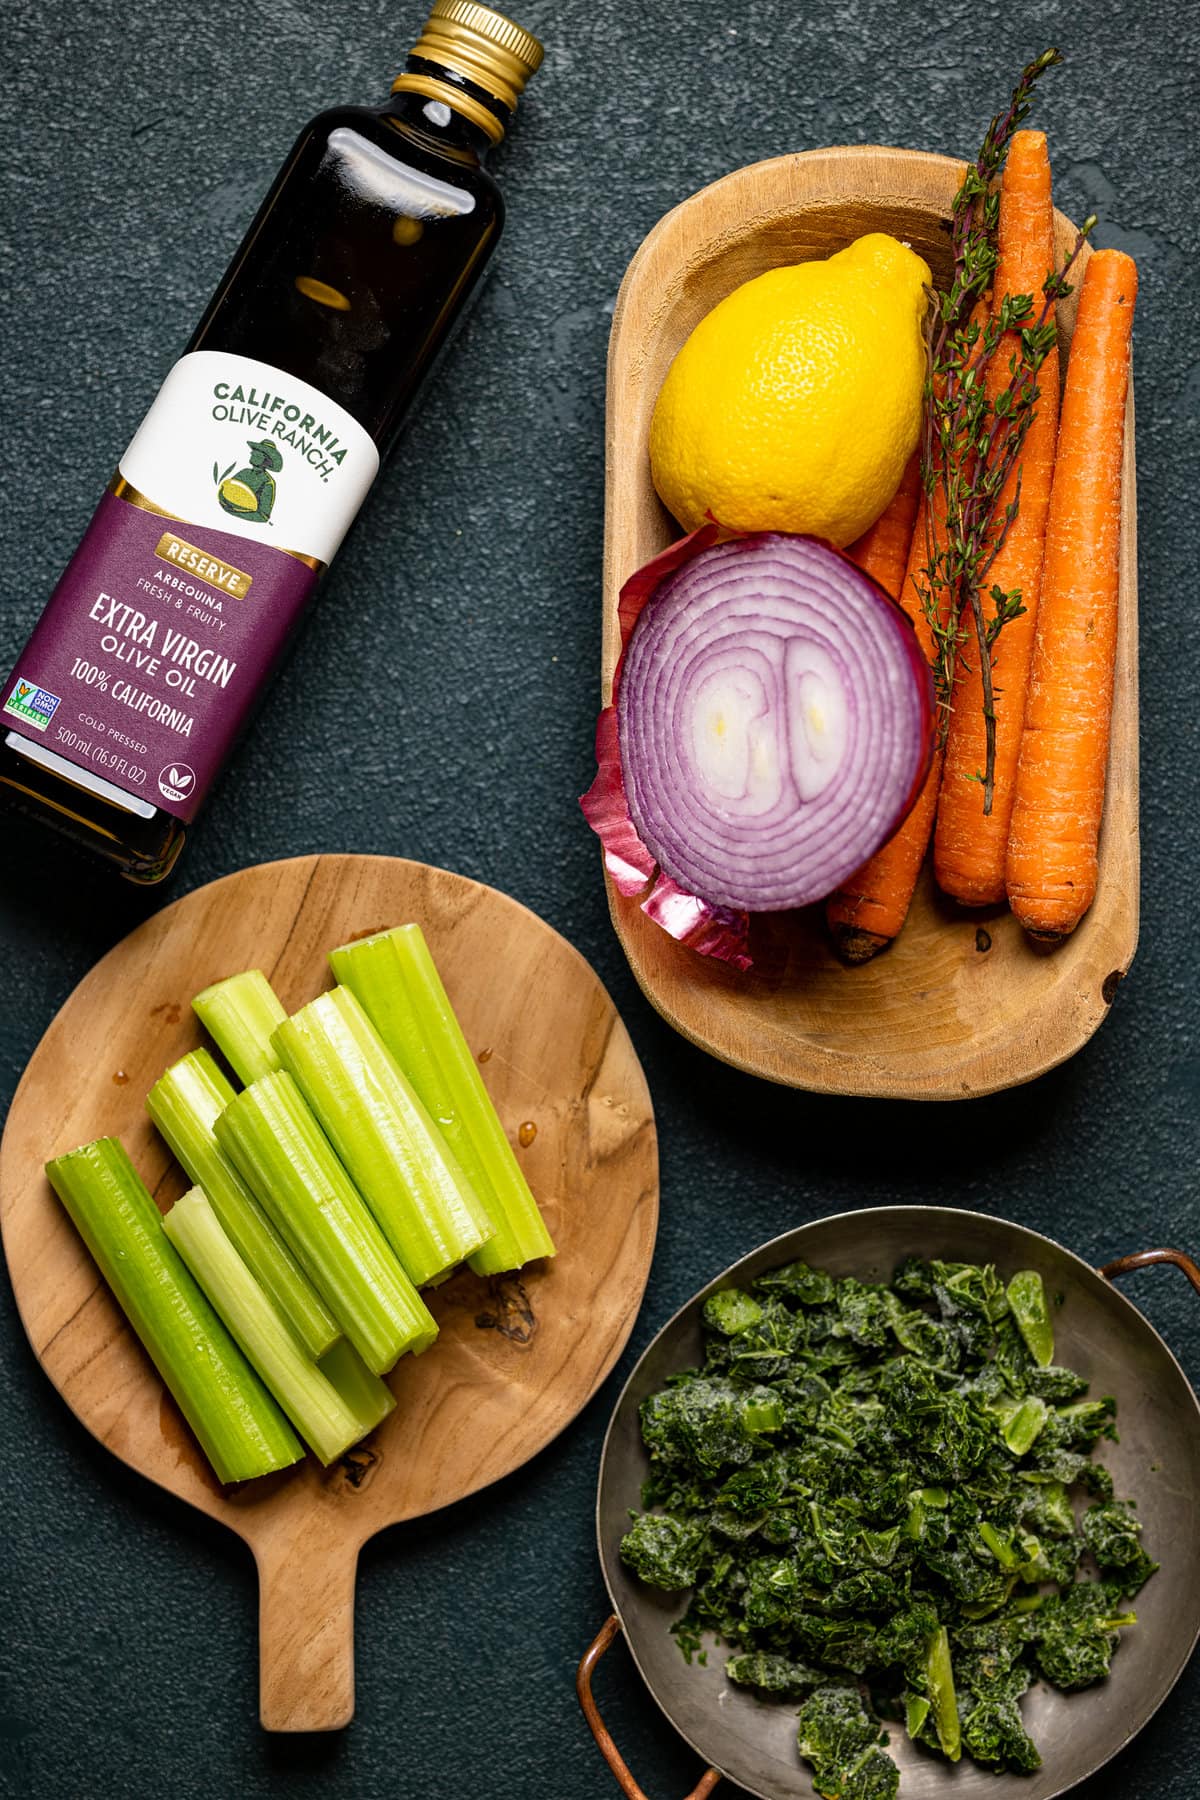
[602,147,1139,1099]
[0,854,659,1731]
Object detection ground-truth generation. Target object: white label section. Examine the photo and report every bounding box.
[119,350,380,566]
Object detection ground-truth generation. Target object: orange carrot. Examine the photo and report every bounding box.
[1005,247,1137,939]
[826,472,946,963]
[828,298,997,963]
[845,450,922,599]
[935,131,1059,906]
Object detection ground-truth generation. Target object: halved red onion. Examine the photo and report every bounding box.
[640,870,751,969]
[582,528,932,940]
[618,531,932,911]
[583,701,752,969]
[583,525,754,970]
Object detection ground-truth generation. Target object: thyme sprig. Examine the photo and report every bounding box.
[915,48,1095,814]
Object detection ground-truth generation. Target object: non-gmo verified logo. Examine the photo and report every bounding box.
[3,677,61,732]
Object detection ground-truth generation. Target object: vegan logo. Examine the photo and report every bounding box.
[158,763,196,803]
[214,438,283,524]
[4,677,61,731]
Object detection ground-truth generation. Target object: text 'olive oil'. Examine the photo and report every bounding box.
[0,1,542,880]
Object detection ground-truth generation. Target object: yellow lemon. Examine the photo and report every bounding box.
[649,233,931,546]
[220,478,259,510]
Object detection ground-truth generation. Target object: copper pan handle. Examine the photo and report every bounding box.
[1100,1247,1200,1295]
[576,1615,722,1800]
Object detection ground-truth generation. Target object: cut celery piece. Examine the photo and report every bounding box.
[215,1071,437,1374]
[193,969,287,1087]
[329,925,555,1274]
[163,1186,395,1464]
[274,987,494,1287]
[146,1049,339,1360]
[317,1338,396,1438]
[45,1139,302,1484]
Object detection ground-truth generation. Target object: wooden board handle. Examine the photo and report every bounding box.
[576,1614,721,1799]
[255,1538,358,1731]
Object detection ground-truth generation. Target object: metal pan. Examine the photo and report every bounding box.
[577,1207,1200,1800]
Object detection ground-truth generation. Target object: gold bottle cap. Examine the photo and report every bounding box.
[393,1,544,143]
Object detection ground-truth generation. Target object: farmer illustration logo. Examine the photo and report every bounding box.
[214,438,283,524]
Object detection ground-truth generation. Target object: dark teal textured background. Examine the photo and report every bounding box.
[1,3,1198,1796]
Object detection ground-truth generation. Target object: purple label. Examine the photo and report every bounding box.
[2,489,317,821]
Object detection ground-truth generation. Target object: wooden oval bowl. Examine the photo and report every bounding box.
[602,147,1138,1099]
[0,854,659,1730]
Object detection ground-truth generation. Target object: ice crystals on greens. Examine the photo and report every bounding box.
[620,1257,1156,1794]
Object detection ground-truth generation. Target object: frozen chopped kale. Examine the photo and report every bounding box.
[961,1691,1042,1773]
[1026,1364,1091,1403]
[796,1685,899,1800]
[1024,1443,1115,1499]
[1019,1474,1073,1537]
[1079,1499,1159,1591]
[639,1373,784,1480]
[1037,1397,1119,1453]
[754,1260,836,1307]
[725,1650,824,1701]
[1033,1581,1138,1690]
[619,1512,706,1590]
[618,1256,1155,1793]
[702,1287,764,1337]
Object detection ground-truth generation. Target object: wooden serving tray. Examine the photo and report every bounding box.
[602,146,1138,1100]
[0,854,658,1729]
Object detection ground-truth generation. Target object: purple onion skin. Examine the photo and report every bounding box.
[616,532,933,914]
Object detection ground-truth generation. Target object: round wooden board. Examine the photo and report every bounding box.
[0,853,658,1731]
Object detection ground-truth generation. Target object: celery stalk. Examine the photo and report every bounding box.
[317,1338,396,1438]
[274,987,494,1287]
[45,1139,302,1483]
[215,1071,437,1374]
[329,925,555,1274]
[146,1049,339,1360]
[163,1187,395,1464]
[193,969,287,1086]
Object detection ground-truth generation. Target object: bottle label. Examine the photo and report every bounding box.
[2,351,380,822]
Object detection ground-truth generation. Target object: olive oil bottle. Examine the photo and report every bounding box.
[0,1,542,880]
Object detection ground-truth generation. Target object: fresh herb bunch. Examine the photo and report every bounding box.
[918,48,1095,811]
[620,1256,1156,1798]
